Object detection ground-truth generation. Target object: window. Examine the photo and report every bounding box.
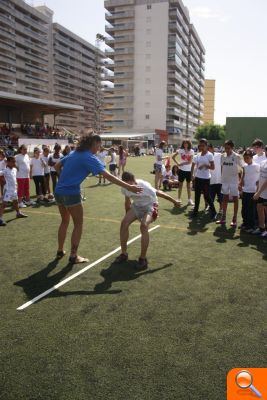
[146,29,151,35]
[145,102,150,107]
[146,66,151,72]
[147,4,152,10]
[146,17,151,22]
[146,41,151,48]
[145,78,151,84]
[146,54,151,60]
[145,114,150,119]
[145,90,151,95]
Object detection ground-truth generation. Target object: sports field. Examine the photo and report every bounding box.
[0,156,266,400]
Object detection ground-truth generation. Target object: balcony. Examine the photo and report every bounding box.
[106,22,135,33]
[105,10,134,22]
[105,0,135,11]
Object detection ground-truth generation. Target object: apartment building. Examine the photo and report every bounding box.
[104,0,205,143]
[203,79,215,124]
[0,0,104,131]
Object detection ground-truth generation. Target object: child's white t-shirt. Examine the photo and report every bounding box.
[15,154,30,178]
[98,151,108,166]
[253,154,267,165]
[41,155,50,174]
[178,149,194,172]
[259,160,267,199]
[121,179,158,208]
[194,152,214,179]
[0,167,17,193]
[221,152,243,184]
[210,152,222,185]
[155,149,163,165]
[0,159,6,172]
[243,163,260,193]
[31,158,45,176]
[110,152,117,165]
[163,170,172,179]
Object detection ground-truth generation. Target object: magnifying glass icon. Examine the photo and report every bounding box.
[236,370,262,398]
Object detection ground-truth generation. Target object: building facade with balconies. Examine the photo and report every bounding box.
[104,0,205,143]
[0,0,104,131]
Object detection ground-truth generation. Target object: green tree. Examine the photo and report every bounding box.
[195,123,226,141]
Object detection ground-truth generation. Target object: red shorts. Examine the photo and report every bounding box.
[17,178,30,199]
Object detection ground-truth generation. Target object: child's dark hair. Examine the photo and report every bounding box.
[243,149,253,158]
[172,165,179,175]
[6,156,15,162]
[159,141,166,149]
[199,138,208,145]
[181,140,192,150]
[76,133,101,152]
[208,143,214,149]
[122,171,135,182]
[252,139,264,148]
[224,140,234,148]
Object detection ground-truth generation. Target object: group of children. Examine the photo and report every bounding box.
[97,145,128,183]
[154,138,267,236]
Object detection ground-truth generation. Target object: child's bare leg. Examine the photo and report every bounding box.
[120,209,137,255]
[140,214,153,259]
[13,200,20,214]
[222,195,229,218]
[0,202,6,219]
[233,196,239,220]
[257,204,265,229]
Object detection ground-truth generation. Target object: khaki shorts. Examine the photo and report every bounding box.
[132,203,159,222]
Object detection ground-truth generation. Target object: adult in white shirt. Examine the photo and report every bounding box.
[216,140,243,227]
[240,150,260,232]
[253,159,267,237]
[48,143,63,193]
[114,171,179,270]
[190,139,216,218]
[41,146,52,196]
[15,144,32,208]
[172,140,194,206]
[154,141,168,190]
[208,143,222,212]
[252,139,267,165]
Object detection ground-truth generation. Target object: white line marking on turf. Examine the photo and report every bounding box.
[17,225,160,311]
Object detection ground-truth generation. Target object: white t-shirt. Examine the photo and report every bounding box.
[253,153,267,165]
[121,179,158,208]
[243,163,260,193]
[110,152,117,165]
[155,149,163,166]
[178,149,194,172]
[221,152,243,184]
[194,152,214,179]
[97,151,108,166]
[49,153,63,172]
[210,152,222,185]
[41,155,50,174]
[0,167,17,193]
[163,169,172,180]
[0,158,6,172]
[15,153,30,178]
[259,160,267,199]
[30,157,45,176]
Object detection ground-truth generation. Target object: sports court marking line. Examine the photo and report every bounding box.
[17,225,160,311]
[25,209,237,235]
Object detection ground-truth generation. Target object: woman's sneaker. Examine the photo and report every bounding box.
[261,230,267,238]
[252,228,264,235]
[230,218,237,228]
[0,219,7,226]
[19,202,27,208]
[115,253,128,263]
[16,212,28,218]
[216,218,226,225]
[188,199,194,206]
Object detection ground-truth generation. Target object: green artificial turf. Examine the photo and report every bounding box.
[0,156,266,400]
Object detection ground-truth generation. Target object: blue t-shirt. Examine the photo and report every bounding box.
[55,150,105,195]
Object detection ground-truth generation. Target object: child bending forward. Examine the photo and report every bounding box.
[115,171,180,270]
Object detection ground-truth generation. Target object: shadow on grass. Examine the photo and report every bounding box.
[94,261,173,292]
[213,225,240,243]
[186,211,211,236]
[163,205,188,216]
[238,230,267,260]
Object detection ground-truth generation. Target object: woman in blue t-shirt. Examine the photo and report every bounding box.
[54,133,142,264]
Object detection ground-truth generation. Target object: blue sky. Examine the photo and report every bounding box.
[33,0,267,124]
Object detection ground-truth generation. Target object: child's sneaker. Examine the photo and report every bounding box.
[216,217,226,225]
[18,202,27,208]
[115,253,128,264]
[230,218,237,228]
[252,227,263,235]
[188,199,194,206]
[261,231,267,238]
[16,212,28,218]
[0,219,7,226]
[136,257,148,271]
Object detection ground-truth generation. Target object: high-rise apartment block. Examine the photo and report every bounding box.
[203,79,215,124]
[0,0,104,130]
[104,0,205,143]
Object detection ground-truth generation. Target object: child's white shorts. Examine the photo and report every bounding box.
[221,183,239,197]
[3,190,18,202]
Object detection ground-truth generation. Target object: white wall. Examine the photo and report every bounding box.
[133,2,169,132]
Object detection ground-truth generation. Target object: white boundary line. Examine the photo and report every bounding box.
[17,225,160,311]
